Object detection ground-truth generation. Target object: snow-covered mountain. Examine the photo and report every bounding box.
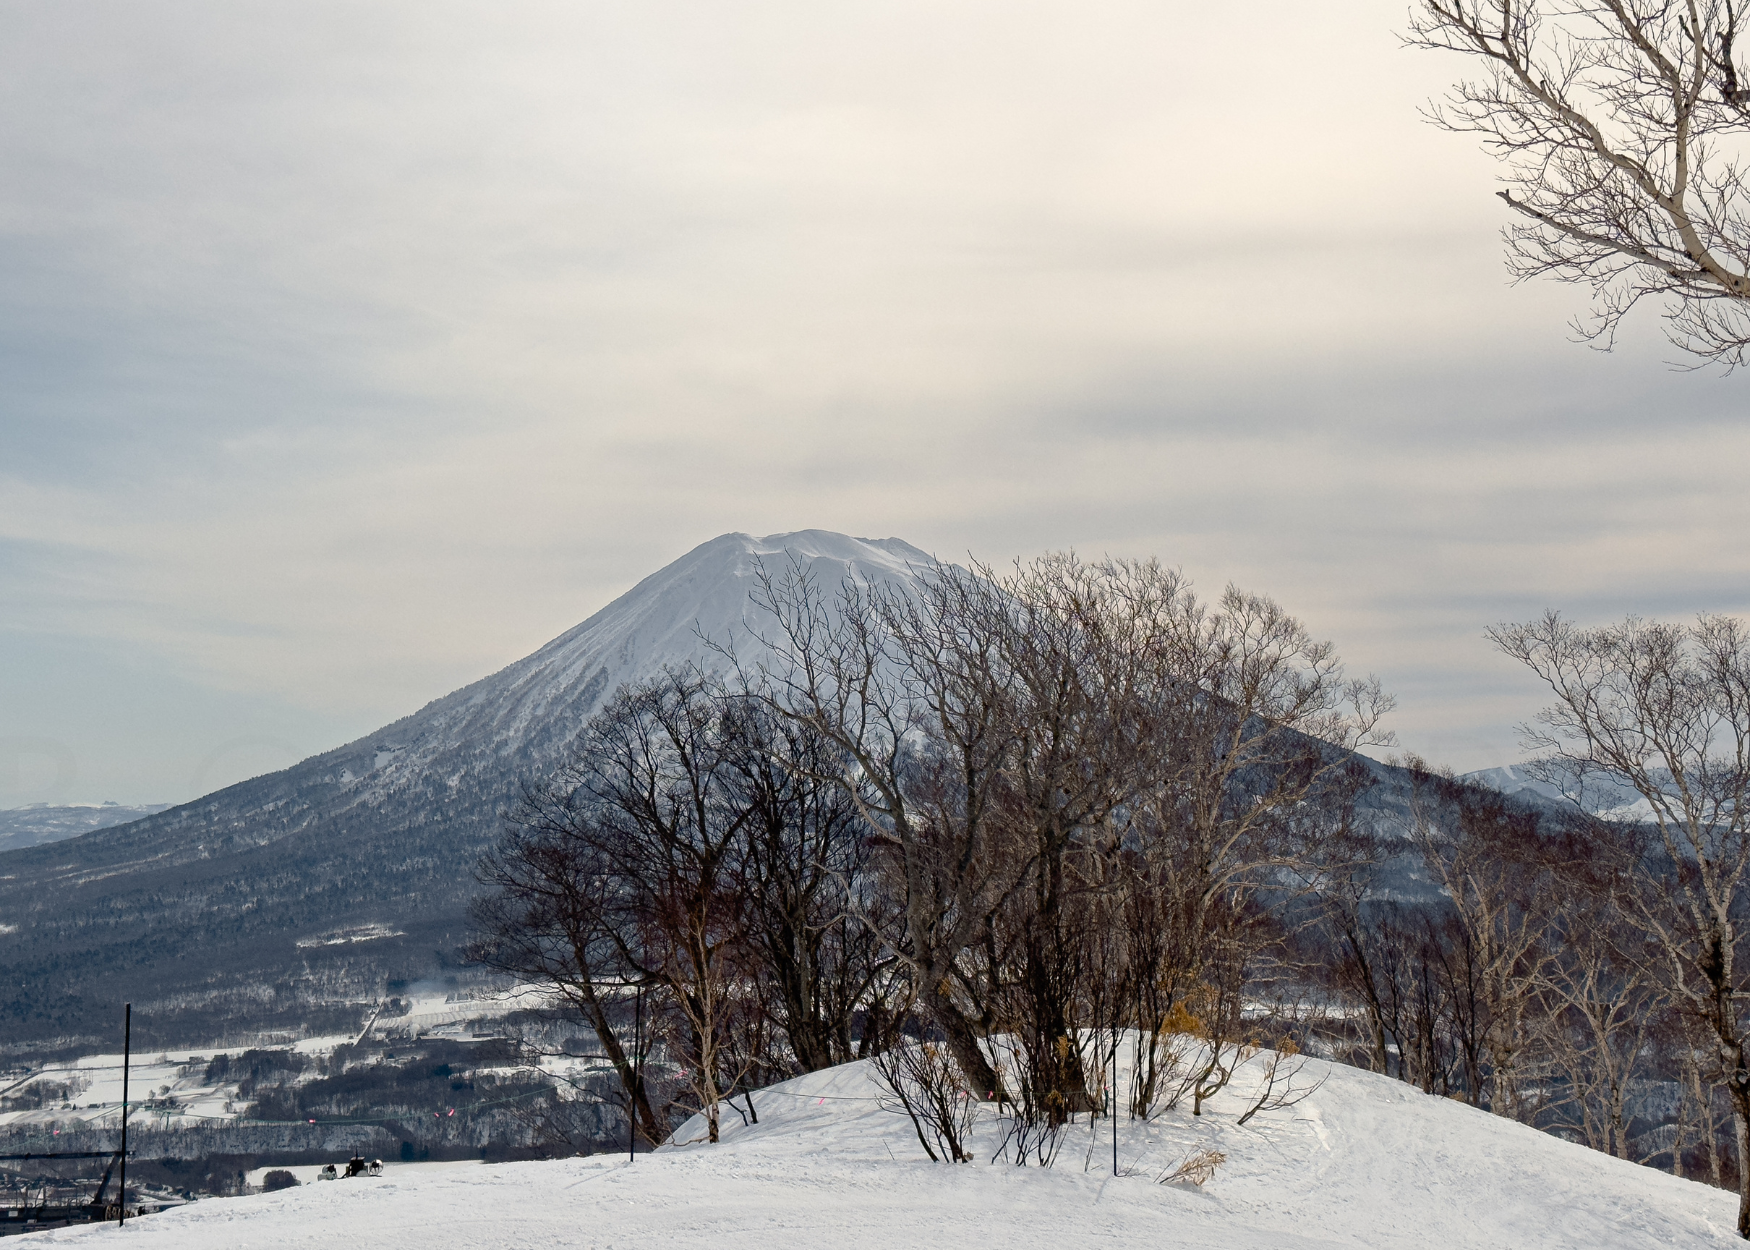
[0,526,1574,1056]
[344,528,932,797]
[1462,764,1658,822]
[40,1047,1739,1249]
[0,531,933,1051]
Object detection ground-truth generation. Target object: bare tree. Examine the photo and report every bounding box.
[1236,1039,1327,1127]
[469,810,662,1147]
[475,669,762,1146]
[1492,610,1750,1235]
[1535,859,1670,1160]
[1120,573,1393,1110]
[739,558,1028,1102]
[1409,0,1750,365]
[984,553,1162,1120]
[870,1039,977,1163]
[1136,580,1394,963]
[1327,893,1487,1098]
[1408,764,1559,1119]
[577,672,764,1145]
[1321,845,1411,1080]
[727,708,898,1076]
[1677,1034,1737,1183]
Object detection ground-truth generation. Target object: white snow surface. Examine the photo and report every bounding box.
[27,1049,1737,1248]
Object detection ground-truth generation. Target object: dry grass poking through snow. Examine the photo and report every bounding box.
[1160,1147,1226,1187]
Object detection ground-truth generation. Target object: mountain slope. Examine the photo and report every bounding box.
[0,531,932,1051]
[41,1049,1739,1248]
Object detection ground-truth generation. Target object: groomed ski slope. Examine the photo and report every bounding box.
[28,1048,1740,1249]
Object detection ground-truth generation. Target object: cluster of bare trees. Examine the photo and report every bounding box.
[471,552,1390,1154]
[743,554,1390,1132]
[1500,612,1750,1232]
[470,548,1750,1230]
[1323,612,1750,1236]
[1325,771,1665,1138]
[469,671,903,1146]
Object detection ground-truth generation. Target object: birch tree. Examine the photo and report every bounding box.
[1493,610,1750,1234]
[1408,764,1557,1118]
[1409,0,1750,365]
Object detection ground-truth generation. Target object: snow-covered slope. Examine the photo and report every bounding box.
[33,1051,1736,1249]
[0,532,934,1048]
[360,529,931,790]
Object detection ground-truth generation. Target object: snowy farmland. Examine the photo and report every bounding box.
[19,1047,1740,1249]
[0,987,573,1143]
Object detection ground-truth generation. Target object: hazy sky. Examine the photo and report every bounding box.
[3,1,1747,806]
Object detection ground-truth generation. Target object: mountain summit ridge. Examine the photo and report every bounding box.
[371,529,932,769]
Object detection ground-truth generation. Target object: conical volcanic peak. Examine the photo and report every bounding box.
[0,530,935,1049]
[374,530,937,772]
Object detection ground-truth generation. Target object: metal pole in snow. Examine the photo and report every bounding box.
[118,1003,131,1226]
[630,984,643,1163]
[1112,1030,1119,1177]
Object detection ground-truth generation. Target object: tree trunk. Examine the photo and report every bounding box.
[917,973,1003,1103]
[571,979,660,1147]
[1736,1101,1750,1239]
[1689,1060,1722,1186]
[1022,921,1094,1119]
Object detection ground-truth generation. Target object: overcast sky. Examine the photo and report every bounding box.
[3,0,1746,807]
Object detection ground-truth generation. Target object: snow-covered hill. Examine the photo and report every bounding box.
[0,531,934,1049]
[33,1051,1737,1249]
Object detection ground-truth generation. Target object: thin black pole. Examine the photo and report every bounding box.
[629,985,643,1162]
[118,1003,130,1226]
[1111,1030,1119,1177]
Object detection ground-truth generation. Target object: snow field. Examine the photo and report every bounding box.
[22,1044,1742,1248]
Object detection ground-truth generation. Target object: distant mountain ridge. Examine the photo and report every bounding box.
[1461,763,1656,822]
[0,803,172,854]
[0,531,934,1052]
